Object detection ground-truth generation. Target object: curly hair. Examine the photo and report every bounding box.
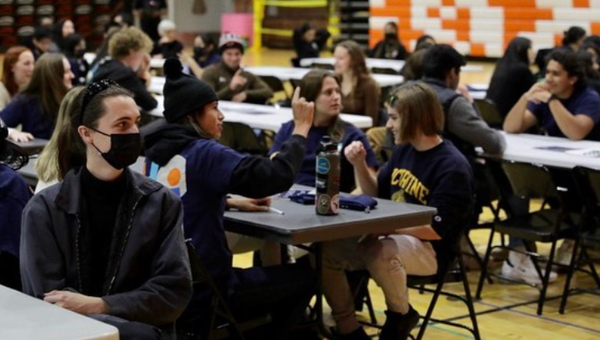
[108,26,153,59]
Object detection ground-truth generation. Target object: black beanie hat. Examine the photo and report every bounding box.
[163,58,218,123]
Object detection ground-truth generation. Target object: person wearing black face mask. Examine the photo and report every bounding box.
[64,33,89,86]
[20,79,192,340]
[369,22,408,61]
[192,33,220,68]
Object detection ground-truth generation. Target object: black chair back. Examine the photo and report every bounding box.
[474,98,503,129]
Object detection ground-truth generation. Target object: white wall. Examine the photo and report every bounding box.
[168,0,234,33]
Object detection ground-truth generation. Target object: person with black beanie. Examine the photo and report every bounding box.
[143,58,317,340]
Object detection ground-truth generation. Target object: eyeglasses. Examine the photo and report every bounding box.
[80,79,119,124]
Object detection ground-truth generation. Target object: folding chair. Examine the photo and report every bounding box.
[559,166,600,313]
[219,122,269,156]
[310,63,334,71]
[371,67,398,75]
[407,252,481,340]
[473,98,503,129]
[176,240,271,340]
[475,160,581,315]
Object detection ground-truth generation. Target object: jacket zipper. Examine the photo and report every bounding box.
[75,214,83,291]
[106,198,142,294]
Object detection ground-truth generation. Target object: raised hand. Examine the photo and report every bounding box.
[230,69,247,90]
[291,86,314,137]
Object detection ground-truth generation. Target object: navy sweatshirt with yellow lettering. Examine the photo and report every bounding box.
[377,140,474,259]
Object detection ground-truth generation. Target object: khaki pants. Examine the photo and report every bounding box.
[322,235,437,333]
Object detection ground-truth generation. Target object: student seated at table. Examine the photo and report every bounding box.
[0,118,32,291]
[416,45,505,155]
[323,83,474,340]
[34,87,84,193]
[20,79,192,340]
[150,19,183,59]
[415,34,436,51]
[92,27,158,113]
[269,69,378,194]
[1,53,74,142]
[144,58,315,340]
[504,48,600,141]
[192,33,220,68]
[202,34,273,104]
[577,50,600,95]
[334,40,380,125]
[0,46,35,110]
[52,18,75,54]
[63,33,89,86]
[291,22,331,66]
[486,37,537,118]
[25,27,53,61]
[369,22,408,61]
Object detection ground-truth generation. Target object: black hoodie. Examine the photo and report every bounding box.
[93,59,158,111]
[144,123,307,198]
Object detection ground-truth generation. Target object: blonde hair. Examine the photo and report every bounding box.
[108,26,153,60]
[35,86,85,182]
[158,19,176,36]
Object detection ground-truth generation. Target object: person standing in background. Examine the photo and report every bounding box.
[134,0,167,42]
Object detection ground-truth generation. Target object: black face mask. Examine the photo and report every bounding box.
[89,128,141,170]
[193,47,205,59]
[385,33,397,40]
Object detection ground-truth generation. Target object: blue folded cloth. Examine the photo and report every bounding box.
[289,192,377,212]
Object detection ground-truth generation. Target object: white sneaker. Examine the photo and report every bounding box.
[555,240,575,266]
[501,250,557,285]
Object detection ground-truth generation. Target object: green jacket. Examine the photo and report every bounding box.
[202,62,273,104]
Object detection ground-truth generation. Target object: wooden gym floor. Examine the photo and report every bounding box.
[234,48,600,340]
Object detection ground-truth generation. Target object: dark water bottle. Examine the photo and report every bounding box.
[315,135,340,215]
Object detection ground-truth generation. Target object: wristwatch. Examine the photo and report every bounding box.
[547,94,558,104]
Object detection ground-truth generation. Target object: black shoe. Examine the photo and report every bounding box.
[379,306,420,340]
[334,327,370,340]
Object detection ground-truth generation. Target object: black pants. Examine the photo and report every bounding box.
[183,263,316,340]
[89,314,165,340]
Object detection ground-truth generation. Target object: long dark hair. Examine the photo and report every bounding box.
[493,37,532,76]
[562,26,586,47]
[0,119,28,170]
[56,82,133,178]
[299,69,346,142]
[21,53,69,123]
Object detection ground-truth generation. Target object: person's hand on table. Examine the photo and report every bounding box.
[227,197,271,212]
[44,290,108,315]
[232,91,247,102]
[8,128,34,142]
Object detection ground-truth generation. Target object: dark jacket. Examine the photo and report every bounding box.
[20,167,192,327]
[144,125,306,286]
[93,59,158,111]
